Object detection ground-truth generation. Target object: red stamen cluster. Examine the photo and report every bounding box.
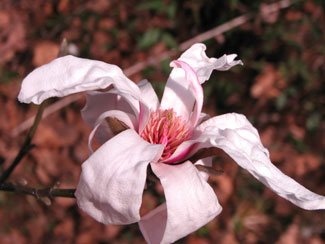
[140,109,192,161]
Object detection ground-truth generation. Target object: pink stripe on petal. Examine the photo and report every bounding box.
[163,144,194,164]
[170,60,203,130]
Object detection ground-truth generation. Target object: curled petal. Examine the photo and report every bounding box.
[196,113,325,210]
[160,43,242,121]
[139,161,222,244]
[82,80,157,137]
[170,60,203,129]
[161,112,210,164]
[88,110,137,152]
[160,63,195,121]
[195,157,213,181]
[138,102,151,135]
[75,129,164,225]
[82,91,137,127]
[138,79,160,134]
[137,79,160,111]
[18,55,140,104]
[81,91,136,144]
[198,112,210,124]
[178,43,243,84]
[216,54,244,71]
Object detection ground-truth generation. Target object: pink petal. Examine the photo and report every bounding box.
[179,43,243,84]
[137,79,160,111]
[82,91,137,127]
[139,203,168,244]
[137,79,160,134]
[195,157,212,181]
[162,141,195,164]
[75,129,164,225]
[88,110,137,152]
[198,112,210,124]
[160,43,242,121]
[82,80,157,138]
[81,91,137,144]
[196,113,325,210]
[139,161,222,244]
[170,60,203,129]
[18,55,140,104]
[138,102,150,134]
[160,61,198,121]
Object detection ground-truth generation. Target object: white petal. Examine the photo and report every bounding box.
[18,55,140,104]
[139,161,222,244]
[196,113,325,210]
[75,129,164,225]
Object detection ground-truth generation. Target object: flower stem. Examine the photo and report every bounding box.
[0,100,47,184]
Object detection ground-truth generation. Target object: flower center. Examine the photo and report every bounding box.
[140,109,192,161]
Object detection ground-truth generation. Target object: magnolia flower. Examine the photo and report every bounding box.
[19,43,325,244]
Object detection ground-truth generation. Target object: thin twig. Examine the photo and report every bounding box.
[0,100,47,184]
[0,39,69,184]
[12,94,83,137]
[0,182,75,198]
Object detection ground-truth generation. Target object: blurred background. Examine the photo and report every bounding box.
[0,0,324,243]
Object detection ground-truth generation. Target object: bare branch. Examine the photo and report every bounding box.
[0,39,69,184]
[0,100,47,184]
[0,182,76,199]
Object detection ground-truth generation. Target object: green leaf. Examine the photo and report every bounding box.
[162,33,178,49]
[166,1,177,19]
[275,94,287,110]
[138,28,161,50]
[160,58,172,74]
[137,0,164,12]
[306,112,321,131]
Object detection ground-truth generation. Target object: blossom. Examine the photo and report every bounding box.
[19,43,325,244]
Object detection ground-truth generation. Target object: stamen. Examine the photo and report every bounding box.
[140,109,192,161]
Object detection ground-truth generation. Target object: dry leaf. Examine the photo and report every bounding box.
[260,3,279,24]
[53,219,75,241]
[251,64,286,99]
[0,10,26,65]
[103,225,121,241]
[275,223,300,244]
[186,236,210,244]
[140,192,158,216]
[210,174,233,205]
[33,41,60,67]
